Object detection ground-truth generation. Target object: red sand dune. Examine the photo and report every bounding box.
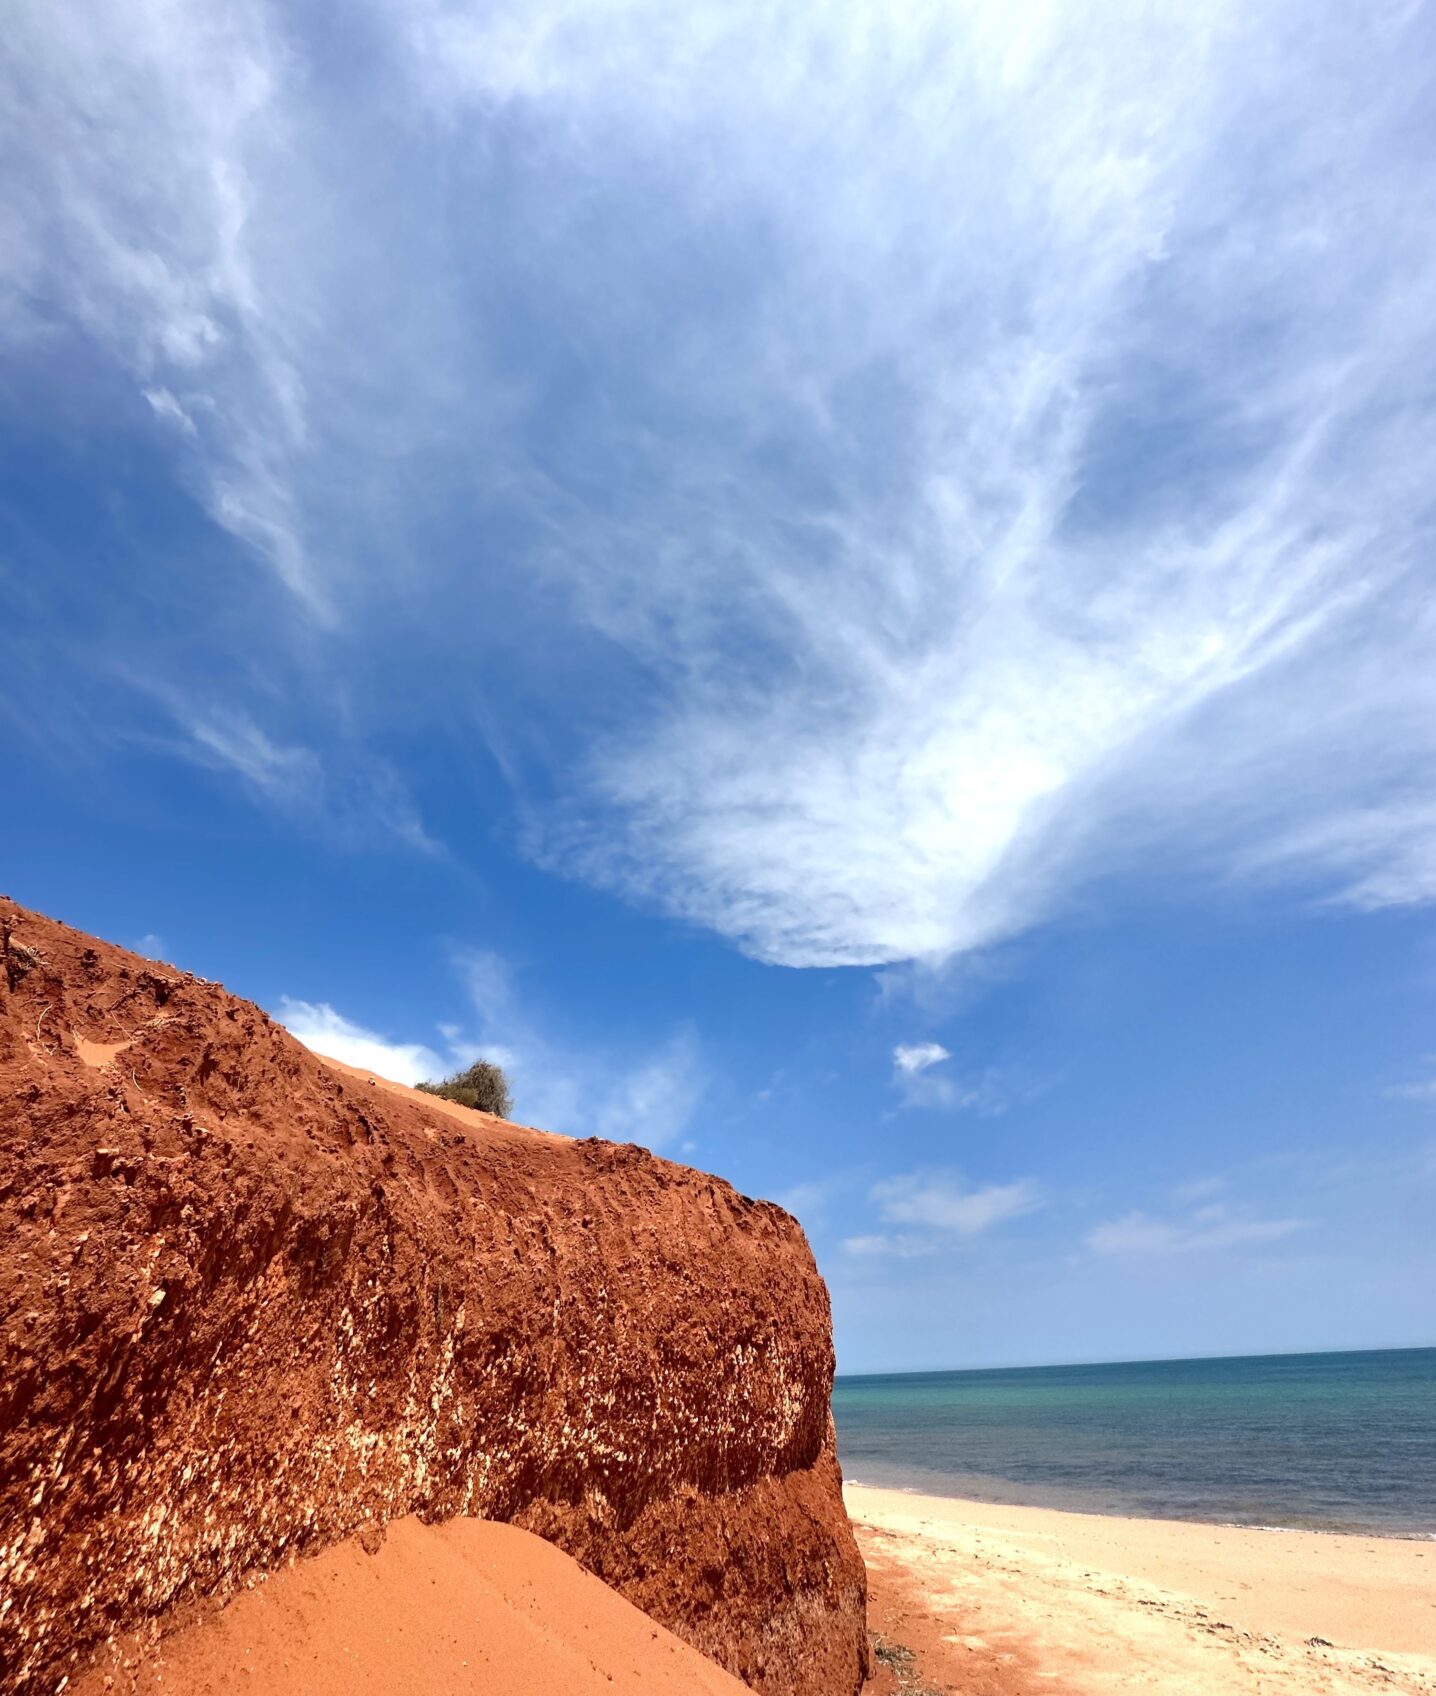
[0,899,866,1695]
[75,1516,751,1696]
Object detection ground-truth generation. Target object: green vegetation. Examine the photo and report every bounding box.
[416,1058,513,1118]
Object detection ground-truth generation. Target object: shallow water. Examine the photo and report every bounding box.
[832,1346,1436,1536]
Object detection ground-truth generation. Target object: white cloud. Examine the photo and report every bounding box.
[130,933,169,962]
[278,998,445,1086]
[1087,1201,1307,1258]
[893,1042,950,1076]
[889,1041,1014,1113]
[6,0,1436,969]
[848,1168,1040,1251]
[276,972,694,1135]
[873,1171,1041,1235]
[452,0,1436,966]
[274,963,698,1132]
[842,1233,936,1260]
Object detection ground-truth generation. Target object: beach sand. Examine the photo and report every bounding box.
[849,1483,1436,1696]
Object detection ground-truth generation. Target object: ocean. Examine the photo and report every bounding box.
[832,1346,1436,1537]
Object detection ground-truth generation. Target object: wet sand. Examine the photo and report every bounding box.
[849,1482,1436,1695]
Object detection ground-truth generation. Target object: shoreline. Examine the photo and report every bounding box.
[848,1482,1436,1695]
[843,1475,1436,1543]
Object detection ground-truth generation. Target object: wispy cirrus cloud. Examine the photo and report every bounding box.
[476,0,1436,965]
[180,708,440,856]
[1,0,320,606]
[5,0,1435,968]
[1087,1201,1307,1258]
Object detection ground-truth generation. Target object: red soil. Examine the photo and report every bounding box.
[0,899,866,1696]
[73,1516,751,1696]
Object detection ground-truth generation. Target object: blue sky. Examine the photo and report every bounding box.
[3,0,1434,1370]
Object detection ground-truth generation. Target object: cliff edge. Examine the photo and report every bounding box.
[0,899,867,1695]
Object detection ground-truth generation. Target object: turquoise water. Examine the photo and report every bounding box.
[832,1347,1436,1536]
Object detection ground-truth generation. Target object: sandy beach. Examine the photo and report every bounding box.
[849,1483,1436,1696]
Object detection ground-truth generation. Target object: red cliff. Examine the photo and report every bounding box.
[0,899,867,1695]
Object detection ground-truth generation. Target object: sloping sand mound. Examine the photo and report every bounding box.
[0,899,866,1695]
[76,1517,750,1696]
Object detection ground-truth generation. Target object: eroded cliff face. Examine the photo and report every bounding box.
[0,900,867,1696]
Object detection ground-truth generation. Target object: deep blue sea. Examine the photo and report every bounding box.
[832,1347,1436,1537]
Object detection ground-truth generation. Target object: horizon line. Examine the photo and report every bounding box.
[834,1340,1436,1381]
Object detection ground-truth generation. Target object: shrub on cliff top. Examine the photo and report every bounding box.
[416,1058,513,1118]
